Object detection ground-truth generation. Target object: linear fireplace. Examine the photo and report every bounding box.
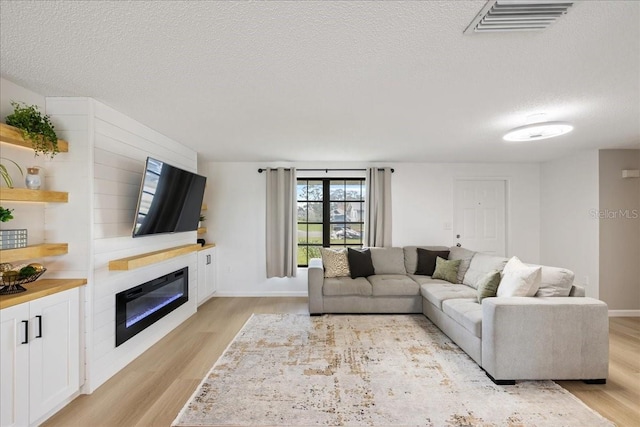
[115,267,188,347]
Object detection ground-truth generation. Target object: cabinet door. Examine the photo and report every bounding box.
[28,288,80,424]
[0,303,30,427]
[197,248,216,306]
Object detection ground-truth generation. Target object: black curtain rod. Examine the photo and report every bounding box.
[257,167,394,173]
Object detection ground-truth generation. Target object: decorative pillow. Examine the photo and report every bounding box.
[320,248,350,278]
[476,270,502,303]
[347,248,375,279]
[431,257,461,284]
[415,248,450,276]
[497,256,542,297]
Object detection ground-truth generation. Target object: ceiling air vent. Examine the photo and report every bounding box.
[464,0,573,34]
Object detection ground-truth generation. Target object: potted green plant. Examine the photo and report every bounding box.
[5,101,59,158]
[0,206,14,222]
[199,215,206,228]
[0,157,23,188]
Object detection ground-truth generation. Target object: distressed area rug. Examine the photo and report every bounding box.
[173,314,612,426]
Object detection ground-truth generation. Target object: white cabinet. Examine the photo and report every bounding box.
[0,288,80,427]
[197,247,216,305]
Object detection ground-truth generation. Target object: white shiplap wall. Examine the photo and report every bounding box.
[47,97,200,392]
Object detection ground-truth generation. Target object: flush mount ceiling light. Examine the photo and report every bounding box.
[503,121,573,141]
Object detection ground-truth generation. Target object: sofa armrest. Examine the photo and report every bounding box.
[482,297,609,381]
[308,258,324,314]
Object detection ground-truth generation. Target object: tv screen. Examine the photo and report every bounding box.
[132,157,207,237]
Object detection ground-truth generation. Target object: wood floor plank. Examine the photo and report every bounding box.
[43,299,639,427]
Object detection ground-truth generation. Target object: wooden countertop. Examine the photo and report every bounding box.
[0,278,87,309]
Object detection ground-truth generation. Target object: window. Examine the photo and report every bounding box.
[297,178,366,267]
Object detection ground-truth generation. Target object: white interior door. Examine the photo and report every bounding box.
[454,179,506,256]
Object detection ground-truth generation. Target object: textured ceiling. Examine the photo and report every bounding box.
[1,1,638,163]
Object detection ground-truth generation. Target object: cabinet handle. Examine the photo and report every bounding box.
[21,320,29,344]
[36,315,43,338]
[206,254,211,265]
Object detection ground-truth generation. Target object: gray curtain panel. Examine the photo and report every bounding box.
[365,167,392,247]
[265,167,297,278]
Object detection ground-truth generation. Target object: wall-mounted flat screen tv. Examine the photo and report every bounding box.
[132,157,207,237]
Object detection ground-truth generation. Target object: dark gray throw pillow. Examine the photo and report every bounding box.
[415,248,450,276]
[347,247,375,279]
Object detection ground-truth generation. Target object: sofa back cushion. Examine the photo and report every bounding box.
[528,264,575,297]
[448,246,476,284]
[369,247,407,274]
[463,253,509,289]
[403,246,450,274]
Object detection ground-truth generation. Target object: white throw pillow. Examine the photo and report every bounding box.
[497,256,542,297]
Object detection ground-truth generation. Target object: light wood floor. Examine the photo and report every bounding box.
[44,298,639,427]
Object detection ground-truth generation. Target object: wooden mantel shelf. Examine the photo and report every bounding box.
[109,244,202,271]
[0,278,87,310]
[0,123,69,152]
[0,243,68,264]
[0,187,69,203]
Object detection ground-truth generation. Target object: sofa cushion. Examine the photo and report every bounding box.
[416,248,450,276]
[420,282,478,309]
[368,274,420,296]
[448,246,476,283]
[320,247,350,278]
[476,270,501,303]
[347,247,375,279]
[442,299,483,338]
[323,277,372,296]
[497,256,541,297]
[530,264,575,297]
[409,275,450,286]
[369,247,407,274]
[463,253,509,289]
[403,246,450,274]
[432,257,461,284]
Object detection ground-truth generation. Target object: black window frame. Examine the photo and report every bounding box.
[297,177,365,267]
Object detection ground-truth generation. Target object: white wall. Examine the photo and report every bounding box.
[598,149,640,312]
[540,150,600,297]
[203,161,541,296]
[44,96,200,392]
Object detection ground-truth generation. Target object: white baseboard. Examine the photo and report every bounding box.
[608,310,640,317]
[213,291,309,297]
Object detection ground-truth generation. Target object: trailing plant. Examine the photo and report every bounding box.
[199,215,206,222]
[0,206,14,222]
[0,157,23,188]
[5,101,59,158]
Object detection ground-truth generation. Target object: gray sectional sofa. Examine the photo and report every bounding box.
[307,246,609,384]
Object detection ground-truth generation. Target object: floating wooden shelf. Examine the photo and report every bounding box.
[0,243,69,264]
[0,278,87,310]
[109,244,201,271]
[0,123,69,152]
[0,187,68,203]
[201,203,208,211]
[197,227,207,235]
[198,243,216,251]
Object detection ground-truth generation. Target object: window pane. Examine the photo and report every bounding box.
[307,181,323,201]
[330,224,346,244]
[330,202,345,222]
[307,202,323,222]
[296,181,308,200]
[346,202,364,222]
[308,246,322,260]
[345,180,362,200]
[297,202,308,222]
[330,180,345,201]
[297,224,308,244]
[307,223,323,244]
[345,224,362,243]
[297,246,308,266]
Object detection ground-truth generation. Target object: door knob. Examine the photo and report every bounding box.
[456,243,461,247]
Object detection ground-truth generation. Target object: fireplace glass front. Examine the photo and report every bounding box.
[115,267,188,347]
